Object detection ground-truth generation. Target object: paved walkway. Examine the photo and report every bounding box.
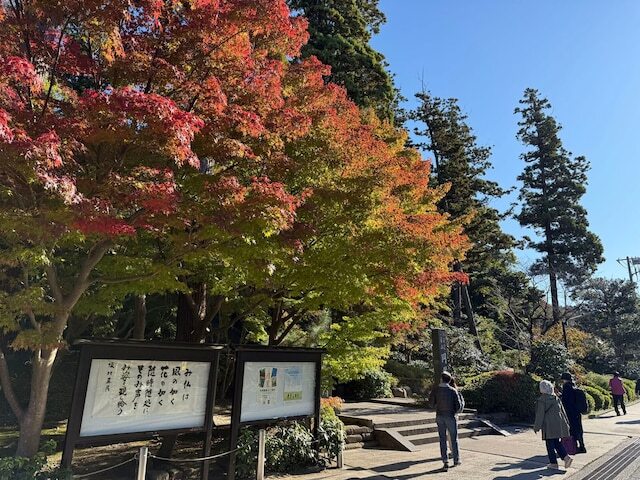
[281,401,640,480]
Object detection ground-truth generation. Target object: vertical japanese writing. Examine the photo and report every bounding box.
[116,363,131,415]
[104,361,115,393]
[93,360,205,419]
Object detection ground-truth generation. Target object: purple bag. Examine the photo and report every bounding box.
[561,437,577,455]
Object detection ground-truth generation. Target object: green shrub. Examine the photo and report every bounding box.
[584,372,610,391]
[235,415,344,479]
[385,359,432,395]
[502,350,531,371]
[317,414,345,463]
[622,379,637,401]
[462,370,541,420]
[584,392,595,414]
[0,441,70,480]
[343,369,394,400]
[528,340,571,381]
[582,386,606,410]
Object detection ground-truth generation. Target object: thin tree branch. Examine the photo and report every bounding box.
[0,344,24,421]
[44,263,64,304]
[37,16,73,124]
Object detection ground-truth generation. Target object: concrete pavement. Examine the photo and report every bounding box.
[279,401,640,480]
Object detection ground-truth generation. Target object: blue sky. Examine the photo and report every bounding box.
[372,0,640,282]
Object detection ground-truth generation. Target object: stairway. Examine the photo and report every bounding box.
[339,401,502,452]
[374,412,498,451]
[344,424,378,450]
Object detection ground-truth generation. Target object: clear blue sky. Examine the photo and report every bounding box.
[372,0,640,282]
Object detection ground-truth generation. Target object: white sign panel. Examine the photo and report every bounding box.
[79,359,210,437]
[240,361,316,422]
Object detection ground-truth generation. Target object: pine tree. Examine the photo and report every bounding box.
[515,88,604,343]
[411,92,517,326]
[288,0,397,118]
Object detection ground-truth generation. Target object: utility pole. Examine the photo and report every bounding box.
[617,257,640,285]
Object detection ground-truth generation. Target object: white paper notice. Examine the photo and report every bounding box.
[79,359,210,437]
[241,361,315,422]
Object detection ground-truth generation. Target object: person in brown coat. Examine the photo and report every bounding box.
[533,380,574,470]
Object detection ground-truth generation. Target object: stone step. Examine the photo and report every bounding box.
[407,426,496,446]
[344,440,378,450]
[397,419,486,437]
[373,413,476,429]
[344,424,373,435]
[345,432,375,444]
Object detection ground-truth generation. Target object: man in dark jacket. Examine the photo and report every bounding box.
[560,372,587,453]
[429,371,462,470]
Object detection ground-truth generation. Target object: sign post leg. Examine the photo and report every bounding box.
[337,423,344,468]
[257,429,266,480]
[136,446,148,480]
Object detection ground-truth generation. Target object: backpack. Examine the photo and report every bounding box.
[575,388,589,414]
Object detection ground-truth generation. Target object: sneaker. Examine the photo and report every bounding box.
[577,447,587,454]
[564,456,574,469]
[443,462,449,471]
[454,461,462,466]
[547,463,559,469]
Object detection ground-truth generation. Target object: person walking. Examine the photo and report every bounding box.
[609,372,627,416]
[636,377,640,397]
[447,376,465,459]
[534,380,574,470]
[430,371,462,470]
[560,372,588,453]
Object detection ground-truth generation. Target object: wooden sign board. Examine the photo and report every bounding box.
[62,340,223,480]
[227,346,324,480]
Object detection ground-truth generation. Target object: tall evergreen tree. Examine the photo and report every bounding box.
[411,92,517,326]
[575,278,640,370]
[515,89,604,343]
[288,0,397,118]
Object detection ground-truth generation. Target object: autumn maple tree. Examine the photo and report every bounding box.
[0,0,466,458]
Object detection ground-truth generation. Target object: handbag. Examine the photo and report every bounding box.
[561,436,577,455]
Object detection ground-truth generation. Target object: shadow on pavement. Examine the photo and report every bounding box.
[489,456,569,478]
[616,419,640,424]
[370,459,442,473]
[491,456,551,470]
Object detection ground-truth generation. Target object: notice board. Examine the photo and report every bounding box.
[62,339,222,480]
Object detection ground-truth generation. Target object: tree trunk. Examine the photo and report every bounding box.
[158,286,207,458]
[15,348,57,457]
[132,294,147,340]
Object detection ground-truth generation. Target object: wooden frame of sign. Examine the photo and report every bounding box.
[62,339,224,480]
[227,346,324,480]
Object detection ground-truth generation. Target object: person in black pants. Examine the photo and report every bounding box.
[560,372,587,453]
[609,372,627,416]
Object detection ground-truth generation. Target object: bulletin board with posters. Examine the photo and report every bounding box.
[62,340,223,480]
[227,346,324,478]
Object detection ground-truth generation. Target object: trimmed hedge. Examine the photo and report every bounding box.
[622,380,637,401]
[582,386,606,411]
[584,392,596,414]
[462,370,541,420]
